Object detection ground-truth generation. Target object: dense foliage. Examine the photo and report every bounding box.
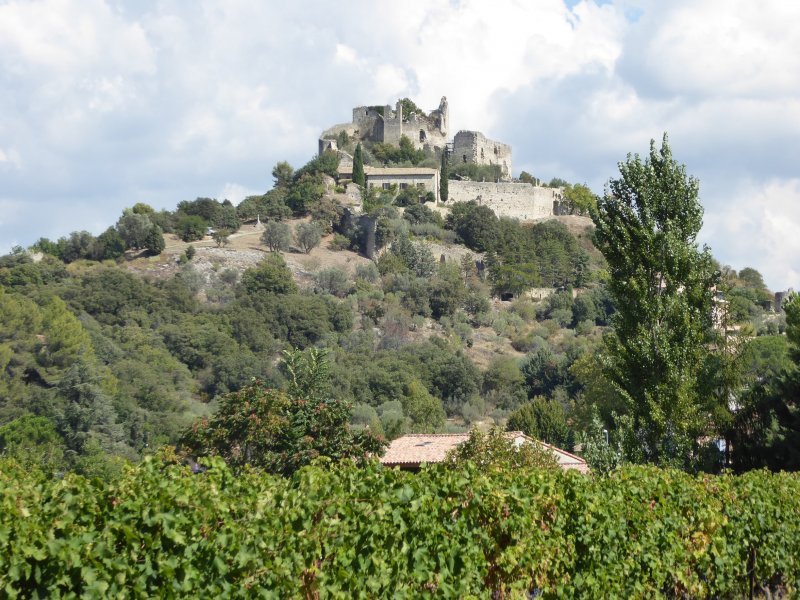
[1,134,796,477]
[2,457,799,598]
[180,380,385,475]
[593,135,719,467]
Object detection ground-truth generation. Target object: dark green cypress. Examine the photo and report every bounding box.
[439,149,449,203]
[352,143,365,187]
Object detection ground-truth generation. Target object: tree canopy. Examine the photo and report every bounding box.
[592,134,719,467]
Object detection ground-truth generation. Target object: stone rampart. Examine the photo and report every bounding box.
[453,130,512,179]
[447,181,558,220]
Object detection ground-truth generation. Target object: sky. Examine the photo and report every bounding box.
[0,0,798,291]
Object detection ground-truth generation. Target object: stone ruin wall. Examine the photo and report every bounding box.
[447,181,559,221]
[320,98,450,156]
[351,106,385,142]
[453,131,512,179]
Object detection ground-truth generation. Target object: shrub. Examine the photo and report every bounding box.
[355,262,380,283]
[314,267,352,298]
[409,223,458,243]
[295,222,322,253]
[261,221,291,252]
[176,215,207,242]
[327,233,350,251]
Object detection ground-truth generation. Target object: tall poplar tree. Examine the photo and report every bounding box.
[352,143,365,187]
[593,135,718,467]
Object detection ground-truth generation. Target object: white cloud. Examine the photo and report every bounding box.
[219,183,260,205]
[0,0,154,74]
[705,179,800,290]
[621,0,800,99]
[334,43,360,66]
[0,147,22,170]
[0,0,797,291]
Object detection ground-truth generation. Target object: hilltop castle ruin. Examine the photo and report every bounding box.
[319,97,560,219]
[319,97,512,179]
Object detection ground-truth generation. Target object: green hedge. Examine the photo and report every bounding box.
[1,456,799,598]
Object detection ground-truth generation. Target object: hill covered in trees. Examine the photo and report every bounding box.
[0,139,796,478]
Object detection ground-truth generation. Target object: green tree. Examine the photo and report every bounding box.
[116,210,154,250]
[439,150,449,202]
[428,263,466,319]
[482,356,526,409]
[0,415,65,473]
[240,254,297,295]
[90,227,125,261]
[295,222,322,253]
[446,201,499,252]
[737,267,766,291]
[592,135,718,467]
[561,183,598,215]
[272,161,294,189]
[403,379,445,433]
[181,356,386,474]
[309,197,342,233]
[215,202,240,232]
[261,221,291,252]
[212,229,230,248]
[60,231,95,263]
[176,215,207,242]
[281,347,332,402]
[520,345,566,398]
[403,203,443,227]
[143,225,165,255]
[287,174,325,216]
[352,143,365,187]
[445,426,558,471]
[239,254,298,296]
[56,359,124,460]
[390,236,436,278]
[237,190,291,222]
[507,397,570,449]
[131,202,155,215]
[730,294,800,471]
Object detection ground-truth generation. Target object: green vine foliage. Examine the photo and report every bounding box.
[2,456,799,598]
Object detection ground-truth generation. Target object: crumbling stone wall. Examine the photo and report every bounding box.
[447,181,558,220]
[453,130,512,180]
[320,97,450,156]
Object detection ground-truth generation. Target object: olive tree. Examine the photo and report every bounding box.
[261,221,291,252]
[295,222,322,254]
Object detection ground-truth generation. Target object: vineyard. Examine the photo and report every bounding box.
[2,455,798,598]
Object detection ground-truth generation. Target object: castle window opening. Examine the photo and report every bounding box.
[382,183,391,190]
[419,130,426,143]
[400,183,409,190]
[481,148,484,159]
[494,146,498,156]
[463,154,467,163]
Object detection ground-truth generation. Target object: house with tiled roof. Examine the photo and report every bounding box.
[337,163,441,203]
[380,431,589,473]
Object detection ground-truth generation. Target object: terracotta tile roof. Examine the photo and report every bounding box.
[380,431,590,473]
